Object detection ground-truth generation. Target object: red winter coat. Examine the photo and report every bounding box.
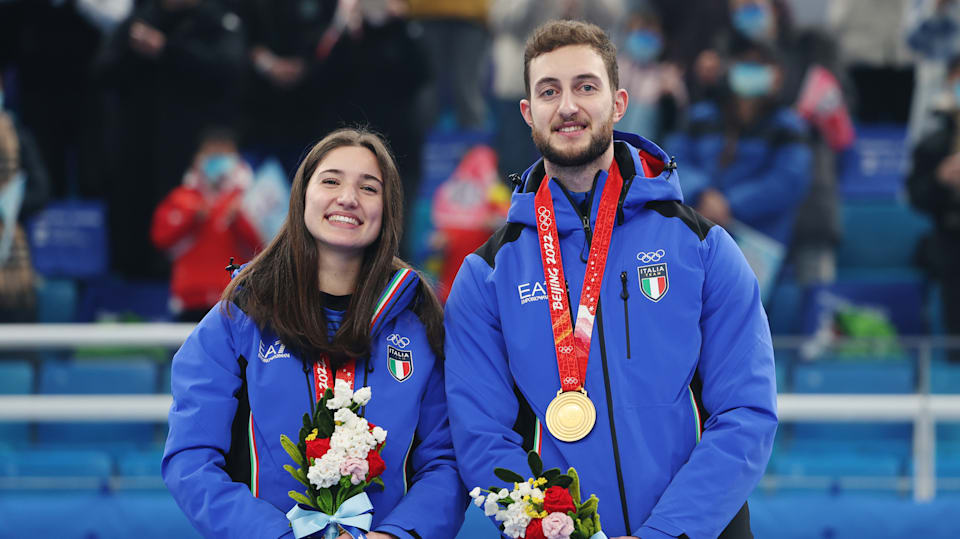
[151,187,261,311]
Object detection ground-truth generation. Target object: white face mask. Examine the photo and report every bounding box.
[0,171,25,265]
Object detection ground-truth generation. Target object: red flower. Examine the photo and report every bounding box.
[305,438,331,460]
[525,518,546,539]
[366,450,386,479]
[543,486,575,514]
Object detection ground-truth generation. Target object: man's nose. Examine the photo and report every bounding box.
[558,90,579,117]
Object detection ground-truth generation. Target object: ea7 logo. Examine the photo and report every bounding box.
[637,263,669,302]
[387,346,413,382]
[258,338,291,363]
[517,280,547,305]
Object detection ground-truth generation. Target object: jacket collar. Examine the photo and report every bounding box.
[507,131,683,232]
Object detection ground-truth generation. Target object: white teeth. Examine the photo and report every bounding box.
[559,126,583,132]
[328,215,360,225]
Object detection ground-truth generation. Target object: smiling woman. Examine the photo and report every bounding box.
[162,128,465,539]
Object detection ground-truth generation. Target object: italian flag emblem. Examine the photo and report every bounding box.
[387,346,413,382]
[638,263,669,302]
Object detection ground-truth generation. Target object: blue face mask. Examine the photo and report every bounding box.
[201,153,237,184]
[625,30,662,64]
[0,90,4,110]
[0,172,25,264]
[732,3,772,41]
[952,80,960,107]
[729,62,775,97]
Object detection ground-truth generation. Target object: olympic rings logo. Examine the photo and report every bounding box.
[386,333,410,348]
[558,345,574,354]
[562,376,580,385]
[636,249,666,263]
[537,206,553,231]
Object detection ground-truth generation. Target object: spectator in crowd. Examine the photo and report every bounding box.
[97,0,246,280]
[616,2,687,143]
[0,101,49,323]
[236,0,337,171]
[151,128,261,322]
[906,0,960,147]
[238,0,429,257]
[827,0,914,124]
[163,128,466,538]
[409,0,490,130]
[668,36,813,248]
[488,0,624,178]
[908,55,960,359]
[0,0,120,199]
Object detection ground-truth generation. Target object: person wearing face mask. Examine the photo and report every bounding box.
[0,83,50,323]
[667,37,812,250]
[908,55,960,360]
[616,4,687,143]
[151,128,262,322]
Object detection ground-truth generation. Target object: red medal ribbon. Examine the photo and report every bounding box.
[313,355,356,401]
[534,160,623,392]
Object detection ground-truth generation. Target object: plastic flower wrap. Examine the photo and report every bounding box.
[470,451,606,539]
[280,379,386,539]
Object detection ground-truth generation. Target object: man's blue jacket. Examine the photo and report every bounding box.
[163,268,466,538]
[444,132,778,539]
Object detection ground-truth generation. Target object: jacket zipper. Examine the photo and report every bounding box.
[596,301,632,533]
[620,272,631,359]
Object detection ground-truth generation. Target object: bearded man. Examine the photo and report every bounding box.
[443,20,777,539]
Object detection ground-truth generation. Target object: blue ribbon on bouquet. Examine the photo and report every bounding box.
[286,492,374,539]
[590,532,608,539]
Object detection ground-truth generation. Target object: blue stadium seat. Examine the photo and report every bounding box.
[0,449,112,492]
[792,359,914,394]
[0,361,33,448]
[836,201,931,272]
[931,362,960,394]
[771,452,904,496]
[767,281,806,335]
[35,278,78,323]
[837,124,909,200]
[117,449,162,478]
[802,276,929,336]
[36,359,158,447]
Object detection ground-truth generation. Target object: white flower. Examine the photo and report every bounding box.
[516,481,532,497]
[530,487,544,499]
[470,487,482,498]
[334,407,359,427]
[352,386,372,405]
[483,494,500,517]
[498,488,510,499]
[371,426,387,444]
[501,501,532,538]
[325,379,354,409]
[306,450,344,489]
[330,424,377,458]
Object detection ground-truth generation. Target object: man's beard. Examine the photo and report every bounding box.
[531,114,613,167]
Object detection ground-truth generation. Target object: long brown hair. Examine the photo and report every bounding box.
[221,128,444,363]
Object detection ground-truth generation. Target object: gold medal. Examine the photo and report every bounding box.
[545,389,596,442]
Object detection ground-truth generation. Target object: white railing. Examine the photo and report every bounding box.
[1,326,959,501]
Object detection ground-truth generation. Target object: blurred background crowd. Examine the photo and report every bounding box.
[4,0,960,537]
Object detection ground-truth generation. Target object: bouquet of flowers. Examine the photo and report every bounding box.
[281,379,387,539]
[470,451,606,539]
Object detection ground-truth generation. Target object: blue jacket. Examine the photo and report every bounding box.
[667,101,812,245]
[444,133,778,539]
[163,268,467,538]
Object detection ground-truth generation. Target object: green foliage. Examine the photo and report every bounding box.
[494,467,525,484]
[527,451,543,477]
[371,477,385,490]
[288,490,313,508]
[317,488,334,514]
[280,435,305,468]
[567,467,581,504]
[284,464,310,488]
[553,475,572,489]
